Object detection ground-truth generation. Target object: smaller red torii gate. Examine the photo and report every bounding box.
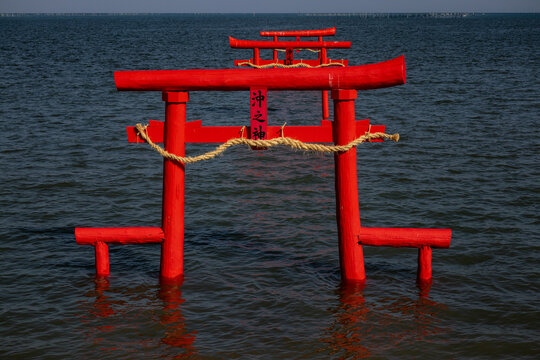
[231,27,349,120]
[75,30,451,286]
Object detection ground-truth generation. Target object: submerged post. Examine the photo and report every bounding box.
[160,91,188,280]
[332,89,365,281]
[417,245,432,281]
[95,241,110,277]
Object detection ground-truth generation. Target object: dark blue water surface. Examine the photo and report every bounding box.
[1,13,539,359]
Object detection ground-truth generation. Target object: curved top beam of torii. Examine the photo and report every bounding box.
[114,55,406,92]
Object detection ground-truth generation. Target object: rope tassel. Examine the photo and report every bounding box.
[135,123,399,164]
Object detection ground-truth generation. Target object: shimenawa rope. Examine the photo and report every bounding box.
[275,48,321,53]
[135,123,399,165]
[237,61,345,69]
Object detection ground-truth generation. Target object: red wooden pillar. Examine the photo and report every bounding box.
[332,89,365,281]
[417,245,432,281]
[95,241,110,277]
[273,35,278,62]
[321,45,330,120]
[253,48,260,65]
[160,91,188,280]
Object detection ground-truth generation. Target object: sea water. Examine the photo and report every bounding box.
[0,13,538,359]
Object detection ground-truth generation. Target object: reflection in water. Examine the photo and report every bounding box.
[417,278,433,298]
[92,276,115,318]
[158,279,198,358]
[321,280,448,358]
[321,281,372,358]
[83,277,197,358]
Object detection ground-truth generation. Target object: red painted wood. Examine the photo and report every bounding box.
[260,28,336,37]
[250,87,267,140]
[234,59,348,67]
[75,227,165,245]
[358,124,386,143]
[126,119,164,143]
[160,91,187,281]
[322,91,329,120]
[95,241,110,277]
[114,56,405,92]
[357,228,452,248]
[126,119,387,144]
[332,89,365,281]
[417,246,433,281]
[253,48,260,65]
[229,37,351,49]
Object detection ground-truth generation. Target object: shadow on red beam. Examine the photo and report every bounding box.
[357,227,451,249]
[75,227,164,245]
[127,119,386,144]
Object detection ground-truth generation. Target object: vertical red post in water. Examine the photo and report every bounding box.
[417,245,433,281]
[332,89,365,281]
[160,91,188,280]
[95,241,110,277]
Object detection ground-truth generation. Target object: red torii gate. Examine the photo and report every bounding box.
[75,33,451,285]
[231,27,349,120]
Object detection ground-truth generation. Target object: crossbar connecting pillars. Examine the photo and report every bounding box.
[75,227,165,276]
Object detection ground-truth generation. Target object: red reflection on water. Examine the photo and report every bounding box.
[84,276,197,358]
[158,278,198,358]
[321,280,448,358]
[321,280,372,358]
[91,276,114,318]
[417,277,433,298]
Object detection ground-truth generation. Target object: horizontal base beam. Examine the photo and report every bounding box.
[75,227,164,245]
[357,227,451,248]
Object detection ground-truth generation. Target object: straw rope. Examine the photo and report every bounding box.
[134,123,399,165]
[275,48,321,53]
[237,61,345,69]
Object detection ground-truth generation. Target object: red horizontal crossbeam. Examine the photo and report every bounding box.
[260,28,336,37]
[114,56,405,92]
[234,59,348,67]
[357,227,452,248]
[229,36,350,49]
[127,119,386,144]
[75,227,164,245]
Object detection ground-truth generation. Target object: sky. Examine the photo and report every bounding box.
[0,0,538,13]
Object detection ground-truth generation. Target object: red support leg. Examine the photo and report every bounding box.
[160,91,188,281]
[417,245,432,281]
[322,91,329,120]
[332,89,365,281]
[95,241,110,277]
[321,48,329,120]
[253,48,260,66]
